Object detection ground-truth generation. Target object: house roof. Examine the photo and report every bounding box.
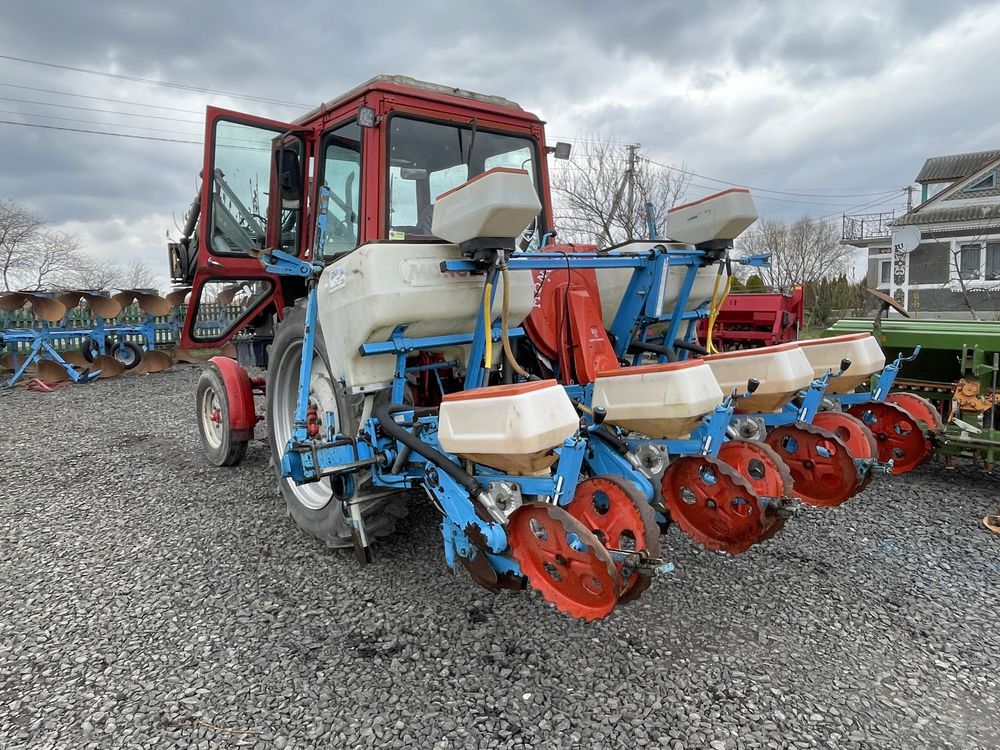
[915,149,1000,183]
[893,203,1000,226]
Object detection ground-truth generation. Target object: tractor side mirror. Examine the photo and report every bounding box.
[547,142,572,159]
[276,148,302,209]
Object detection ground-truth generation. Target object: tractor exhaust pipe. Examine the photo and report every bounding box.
[181,191,201,241]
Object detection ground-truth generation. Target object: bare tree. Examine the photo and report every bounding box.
[551,138,691,247]
[121,259,158,291]
[72,258,121,290]
[22,232,83,291]
[0,198,47,291]
[737,216,854,286]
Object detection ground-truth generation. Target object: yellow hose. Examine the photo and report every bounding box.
[705,265,732,354]
[500,267,532,379]
[483,281,493,371]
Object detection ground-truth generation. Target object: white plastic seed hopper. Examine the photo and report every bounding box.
[315,168,541,390]
[595,189,759,327]
[798,333,886,394]
[437,380,580,473]
[591,360,724,438]
[702,342,814,413]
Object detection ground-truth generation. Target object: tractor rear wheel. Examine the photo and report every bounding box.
[265,301,407,548]
[196,364,249,467]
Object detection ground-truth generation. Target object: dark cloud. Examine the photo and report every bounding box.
[0,0,998,286]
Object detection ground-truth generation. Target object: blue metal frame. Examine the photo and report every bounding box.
[256,234,916,583]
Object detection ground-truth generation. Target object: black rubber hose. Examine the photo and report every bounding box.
[627,339,678,362]
[591,424,631,455]
[374,402,484,498]
[673,339,709,356]
[628,338,709,359]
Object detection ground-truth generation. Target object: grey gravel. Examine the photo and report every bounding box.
[2,366,1000,749]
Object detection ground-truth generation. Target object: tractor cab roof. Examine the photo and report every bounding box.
[295,74,536,127]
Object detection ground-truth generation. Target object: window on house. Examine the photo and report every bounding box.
[965,171,997,193]
[878,259,891,286]
[986,242,1000,280]
[959,244,982,280]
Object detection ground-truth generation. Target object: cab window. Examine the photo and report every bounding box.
[317,121,362,257]
[386,117,540,247]
[209,120,302,255]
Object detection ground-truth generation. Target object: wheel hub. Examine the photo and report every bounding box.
[271,341,342,511]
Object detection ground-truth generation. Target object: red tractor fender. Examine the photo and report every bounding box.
[208,355,258,440]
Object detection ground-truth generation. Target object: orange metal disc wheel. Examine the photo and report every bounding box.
[717,439,793,542]
[565,476,661,603]
[847,401,932,474]
[661,456,765,554]
[508,503,621,621]
[885,392,945,431]
[764,423,860,508]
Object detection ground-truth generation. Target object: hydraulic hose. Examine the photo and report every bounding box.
[500,266,532,379]
[706,262,733,354]
[482,280,494,372]
[374,402,484,499]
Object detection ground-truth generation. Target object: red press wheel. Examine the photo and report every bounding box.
[717,439,794,542]
[764,423,859,508]
[661,456,766,554]
[847,401,932,474]
[508,503,621,621]
[565,476,661,603]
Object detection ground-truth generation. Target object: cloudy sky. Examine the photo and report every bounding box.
[2,0,1000,290]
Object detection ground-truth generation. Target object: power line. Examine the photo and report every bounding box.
[549,135,907,197]
[0,81,205,114]
[0,108,202,136]
[0,53,310,109]
[550,162,902,209]
[0,119,200,144]
[645,154,905,199]
[0,94,202,123]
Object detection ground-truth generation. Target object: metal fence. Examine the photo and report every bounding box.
[842,212,896,242]
[1,303,245,354]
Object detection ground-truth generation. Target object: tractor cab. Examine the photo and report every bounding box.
[169,75,556,354]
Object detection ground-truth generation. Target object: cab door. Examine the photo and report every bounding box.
[180,107,314,348]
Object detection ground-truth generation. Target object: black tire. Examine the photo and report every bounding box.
[196,364,249,467]
[80,336,109,362]
[265,300,407,548]
[111,341,144,369]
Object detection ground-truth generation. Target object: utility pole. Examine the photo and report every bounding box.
[625,143,639,240]
[597,142,641,247]
[905,185,915,212]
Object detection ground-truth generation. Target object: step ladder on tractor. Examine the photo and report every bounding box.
[172,76,936,621]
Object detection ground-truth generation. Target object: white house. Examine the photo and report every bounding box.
[843,149,1000,317]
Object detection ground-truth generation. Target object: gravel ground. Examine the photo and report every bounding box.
[1,365,999,750]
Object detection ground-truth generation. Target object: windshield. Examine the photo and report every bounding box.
[387,116,541,248]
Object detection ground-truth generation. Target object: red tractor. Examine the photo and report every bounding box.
[169,75,558,359]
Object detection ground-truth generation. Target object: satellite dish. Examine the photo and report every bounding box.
[891,225,921,253]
